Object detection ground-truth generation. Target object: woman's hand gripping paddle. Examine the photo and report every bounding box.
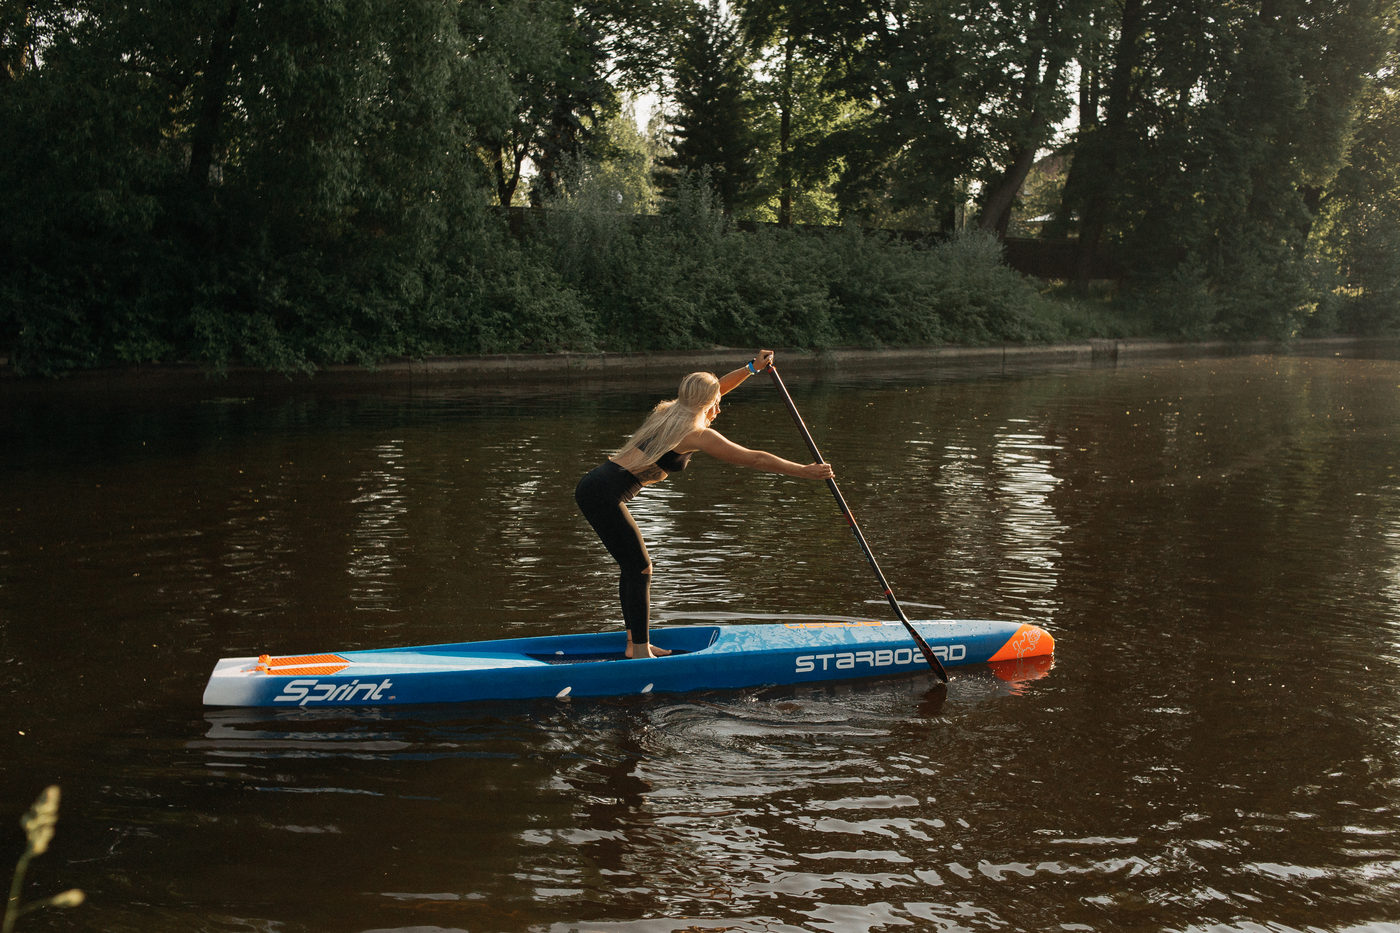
[766,364,950,684]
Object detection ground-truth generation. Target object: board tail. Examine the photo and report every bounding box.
[251,654,351,676]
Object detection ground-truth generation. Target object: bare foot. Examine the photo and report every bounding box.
[625,642,672,659]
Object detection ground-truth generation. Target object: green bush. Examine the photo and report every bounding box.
[0,161,1133,374]
[923,231,1059,343]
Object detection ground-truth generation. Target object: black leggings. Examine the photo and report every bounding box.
[575,461,652,644]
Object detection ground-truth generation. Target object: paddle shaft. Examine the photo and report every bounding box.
[766,365,949,683]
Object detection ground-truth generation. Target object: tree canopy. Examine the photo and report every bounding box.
[1,0,1396,374]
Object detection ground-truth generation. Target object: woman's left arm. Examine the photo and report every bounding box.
[718,349,775,396]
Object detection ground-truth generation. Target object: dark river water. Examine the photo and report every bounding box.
[2,344,1399,933]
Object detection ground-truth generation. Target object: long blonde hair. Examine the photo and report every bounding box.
[613,372,720,472]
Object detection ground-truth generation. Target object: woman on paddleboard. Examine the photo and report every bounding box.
[575,350,834,659]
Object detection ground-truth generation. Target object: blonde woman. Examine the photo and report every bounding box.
[575,349,835,659]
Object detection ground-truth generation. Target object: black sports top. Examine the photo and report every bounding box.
[656,449,693,473]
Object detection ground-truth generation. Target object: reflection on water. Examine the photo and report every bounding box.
[990,419,1065,612]
[1380,488,1400,657]
[349,440,409,610]
[188,663,1052,930]
[2,347,1400,932]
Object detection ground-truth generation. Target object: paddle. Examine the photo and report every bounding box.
[766,364,950,684]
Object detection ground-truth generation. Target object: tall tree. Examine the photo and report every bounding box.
[972,0,1089,236]
[1306,10,1400,332]
[1057,0,1147,284]
[657,0,769,215]
[459,0,613,208]
[790,0,1091,231]
[1,0,52,80]
[738,0,797,224]
[1150,0,1387,333]
[809,0,979,229]
[737,0,849,226]
[186,0,239,190]
[1059,0,1393,333]
[0,0,498,370]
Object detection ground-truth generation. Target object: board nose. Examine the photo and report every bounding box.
[985,623,1055,663]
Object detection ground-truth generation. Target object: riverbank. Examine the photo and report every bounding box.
[2,336,1395,398]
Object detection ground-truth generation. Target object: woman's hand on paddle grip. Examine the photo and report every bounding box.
[802,462,835,481]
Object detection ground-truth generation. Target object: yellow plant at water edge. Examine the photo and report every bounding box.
[3,786,84,932]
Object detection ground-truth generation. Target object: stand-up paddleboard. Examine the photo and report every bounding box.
[203,619,1054,707]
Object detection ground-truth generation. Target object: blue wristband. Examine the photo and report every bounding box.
[746,359,757,374]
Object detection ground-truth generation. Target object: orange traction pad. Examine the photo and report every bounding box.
[252,654,351,676]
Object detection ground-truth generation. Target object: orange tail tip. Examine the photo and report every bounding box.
[251,653,351,677]
[986,623,1055,663]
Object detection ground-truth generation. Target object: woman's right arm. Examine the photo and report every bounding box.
[691,429,834,480]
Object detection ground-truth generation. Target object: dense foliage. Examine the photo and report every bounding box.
[1,0,1396,374]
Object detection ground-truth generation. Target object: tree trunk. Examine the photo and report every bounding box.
[188,0,241,188]
[977,144,1040,237]
[1072,0,1144,288]
[974,0,1068,236]
[495,144,526,208]
[777,38,793,226]
[4,1,36,80]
